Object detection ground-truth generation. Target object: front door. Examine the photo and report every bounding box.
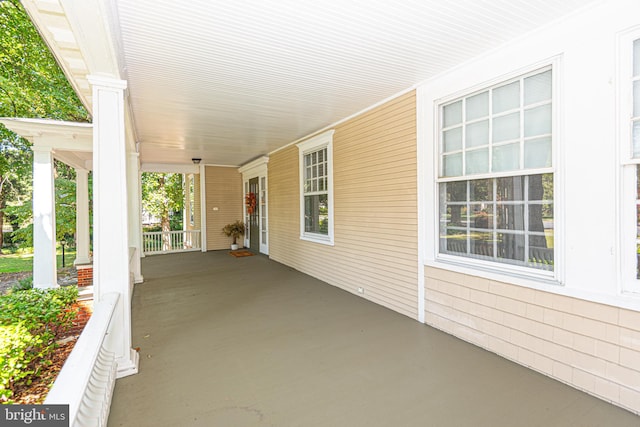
[249,177,259,252]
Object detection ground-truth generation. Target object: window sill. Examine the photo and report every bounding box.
[300,234,334,246]
[428,255,560,287]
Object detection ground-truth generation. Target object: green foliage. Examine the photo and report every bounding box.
[53,166,77,243]
[141,173,184,232]
[0,286,78,338]
[0,0,89,120]
[11,276,32,292]
[0,0,90,253]
[0,286,78,402]
[0,324,44,402]
[0,130,31,251]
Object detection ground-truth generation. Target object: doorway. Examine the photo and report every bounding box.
[239,156,269,254]
[249,177,259,252]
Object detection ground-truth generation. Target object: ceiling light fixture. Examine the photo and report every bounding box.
[192,158,201,165]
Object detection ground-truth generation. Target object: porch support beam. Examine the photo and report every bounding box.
[89,75,138,378]
[199,164,207,252]
[74,168,91,265]
[127,152,143,283]
[183,174,190,231]
[32,146,57,288]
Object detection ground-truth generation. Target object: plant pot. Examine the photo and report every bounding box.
[231,244,239,250]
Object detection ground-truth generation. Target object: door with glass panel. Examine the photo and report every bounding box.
[249,177,259,252]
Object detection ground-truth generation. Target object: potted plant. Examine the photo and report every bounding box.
[222,220,246,250]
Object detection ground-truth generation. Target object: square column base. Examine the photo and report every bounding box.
[116,348,139,378]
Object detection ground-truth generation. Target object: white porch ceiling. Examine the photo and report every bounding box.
[30,0,603,167]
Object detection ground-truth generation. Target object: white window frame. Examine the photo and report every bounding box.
[297,130,335,245]
[433,63,560,283]
[618,27,640,294]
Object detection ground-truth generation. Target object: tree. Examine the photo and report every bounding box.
[0,1,88,121]
[141,173,184,250]
[0,132,31,249]
[0,0,90,252]
[53,162,79,243]
[5,160,81,249]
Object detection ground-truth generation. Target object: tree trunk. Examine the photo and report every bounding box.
[0,212,4,254]
[0,196,5,254]
[161,215,171,251]
[158,176,171,251]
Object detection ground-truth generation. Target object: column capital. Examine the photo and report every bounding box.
[87,75,127,90]
[31,145,53,153]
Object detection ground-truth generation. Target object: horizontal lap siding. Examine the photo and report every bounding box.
[269,91,419,319]
[424,266,640,414]
[205,166,243,250]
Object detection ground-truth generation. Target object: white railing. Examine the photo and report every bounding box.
[142,230,201,255]
[45,292,120,427]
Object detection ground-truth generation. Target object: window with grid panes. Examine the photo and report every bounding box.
[439,67,554,272]
[297,130,334,244]
[632,38,640,278]
[303,148,328,234]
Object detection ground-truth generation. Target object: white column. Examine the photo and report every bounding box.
[127,152,143,283]
[138,168,145,258]
[199,164,207,252]
[89,75,138,378]
[32,146,57,288]
[74,168,91,265]
[183,174,189,231]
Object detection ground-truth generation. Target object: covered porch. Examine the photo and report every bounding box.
[108,252,638,427]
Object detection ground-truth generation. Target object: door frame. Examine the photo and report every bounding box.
[238,156,269,255]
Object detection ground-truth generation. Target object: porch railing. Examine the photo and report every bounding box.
[142,230,201,255]
[45,292,120,427]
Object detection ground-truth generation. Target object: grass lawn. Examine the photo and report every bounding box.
[0,249,77,273]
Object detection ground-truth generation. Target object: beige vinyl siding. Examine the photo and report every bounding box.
[268,147,299,252]
[424,266,640,414]
[269,91,418,319]
[205,166,243,250]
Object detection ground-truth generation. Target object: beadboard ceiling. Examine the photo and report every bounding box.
[32,0,603,167]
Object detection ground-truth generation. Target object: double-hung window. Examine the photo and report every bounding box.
[634,38,640,279]
[297,130,334,245]
[622,33,640,287]
[438,67,555,274]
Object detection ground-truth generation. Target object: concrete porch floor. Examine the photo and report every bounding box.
[108,251,639,427]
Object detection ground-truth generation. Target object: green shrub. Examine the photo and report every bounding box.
[0,324,44,402]
[0,287,78,403]
[11,276,33,292]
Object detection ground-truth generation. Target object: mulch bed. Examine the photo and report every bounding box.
[0,271,32,294]
[10,340,78,404]
[8,300,93,404]
[0,268,77,295]
[0,271,91,404]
